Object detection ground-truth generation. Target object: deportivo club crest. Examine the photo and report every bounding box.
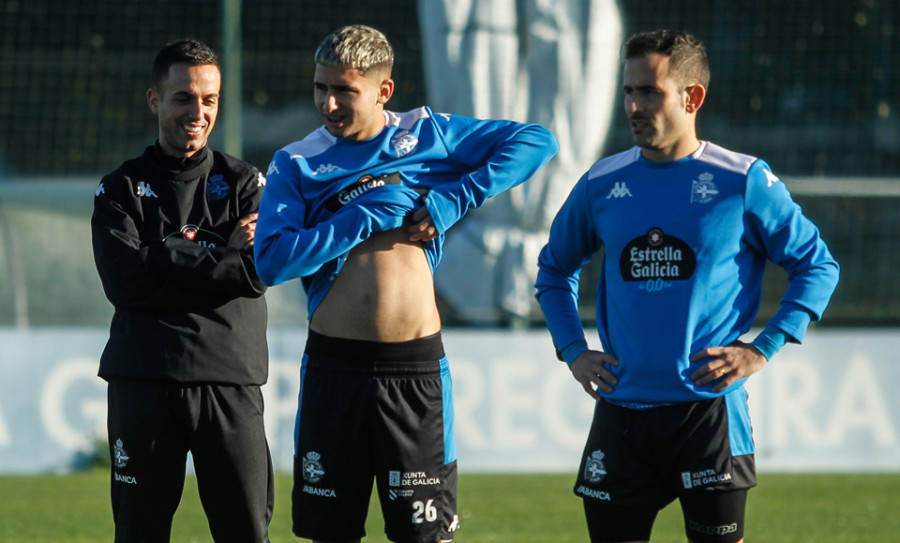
[207,174,230,201]
[690,172,719,204]
[302,451,325,483]
[584,449,607,484]
[391,130,418,157]
[114,439,130,469]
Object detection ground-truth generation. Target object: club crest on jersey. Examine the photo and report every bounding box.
[584,449,607,483]
[690,172,718,204]
[207,174,229,201]
[620,227,696,292]
[391,130,418,157]
[302,451,325,483]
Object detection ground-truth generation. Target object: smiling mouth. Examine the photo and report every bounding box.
[183,124,205,137]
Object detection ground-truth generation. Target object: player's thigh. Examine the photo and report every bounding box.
[107,379,188,539]
[583,499,657,543]
[190,384,274,542]
[374,361,457,543]
[679,489,747,543]
[292,365,374,542]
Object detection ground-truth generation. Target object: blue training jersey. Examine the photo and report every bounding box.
[255,106,558,318]
[535,142,839,406]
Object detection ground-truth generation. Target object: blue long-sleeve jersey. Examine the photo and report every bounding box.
[536,142,839,406]
[255,106,559,318]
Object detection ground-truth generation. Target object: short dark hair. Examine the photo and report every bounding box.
[315,25,394,77]
[151,39,219,88]
[623,30,710,89]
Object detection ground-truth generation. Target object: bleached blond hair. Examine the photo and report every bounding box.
[315,25,394,77]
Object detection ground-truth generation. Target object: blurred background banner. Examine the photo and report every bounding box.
[1,1,899,473]
[1,0,898,328]
[1,328,898,474]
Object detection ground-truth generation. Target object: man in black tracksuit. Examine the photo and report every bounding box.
[91,39,273,543]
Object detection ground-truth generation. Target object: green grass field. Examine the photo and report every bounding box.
[1,471,898,542]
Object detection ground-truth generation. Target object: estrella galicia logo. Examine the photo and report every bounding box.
[324,172,402,212]
[302,451,325,483]
[391,130,418,157]
[620,227,696,292]
[207,174,230,201]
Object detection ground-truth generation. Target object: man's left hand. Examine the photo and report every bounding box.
[689,340,767,393]
[407,206,438,242]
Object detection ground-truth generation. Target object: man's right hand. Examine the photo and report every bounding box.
[228,213,258,249]
[570,350,619,400]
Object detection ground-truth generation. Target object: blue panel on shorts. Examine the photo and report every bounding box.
[440,357,457,464]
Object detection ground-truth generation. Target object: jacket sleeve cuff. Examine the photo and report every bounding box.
[560,341,589,366]
[751,324,791,361]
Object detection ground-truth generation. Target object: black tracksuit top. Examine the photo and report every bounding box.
[91,145,268,385]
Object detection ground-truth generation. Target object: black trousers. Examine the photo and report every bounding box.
[107,378,274,543]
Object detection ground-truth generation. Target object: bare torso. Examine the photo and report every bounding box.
[309,228,442,342]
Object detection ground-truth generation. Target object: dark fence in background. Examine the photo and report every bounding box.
[0,1,897,327]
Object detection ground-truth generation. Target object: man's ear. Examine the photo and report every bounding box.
[378,78,395,105]
[684,84,706,114]
[147,88,159,115]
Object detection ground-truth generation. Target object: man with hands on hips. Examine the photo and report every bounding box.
[536,29,839,543]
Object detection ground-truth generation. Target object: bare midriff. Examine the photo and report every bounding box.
[309,228,442,342]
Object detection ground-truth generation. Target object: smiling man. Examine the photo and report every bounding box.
[254,25,558,543]
[536,30,839,543]
[91,39,273,543]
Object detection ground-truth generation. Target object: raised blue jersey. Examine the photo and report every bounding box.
[536,142,839,406]
[255,106,558,318]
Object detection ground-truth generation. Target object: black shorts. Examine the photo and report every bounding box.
[576,395,757,543]
[292,330,458,543]
[107,379,274,543]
